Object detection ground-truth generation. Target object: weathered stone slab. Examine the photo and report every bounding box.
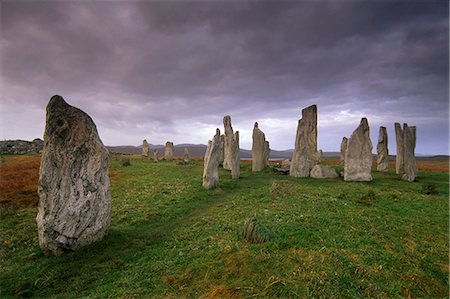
[183,147,190,162]
[223,115,234,170]
[281,159,291,169]
[36,95,110,256]
[402,124,417,182]
[344,118,373,181]
[340,137,348,165]
[376,126,389,172]
[252,122,270,172]
[202,129,221,189]
[153,149,159,162]
[231,131,240,179]
[395,123,404,175]
[290,105,320,177]
[164,141,174,161]
[310,165,339,179]
[142,139,149,157]
[218,134,225,166]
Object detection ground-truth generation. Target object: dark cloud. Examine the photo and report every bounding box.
[1,0,448,154]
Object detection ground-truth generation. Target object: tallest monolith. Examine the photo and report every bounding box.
[37,95,111,256]
[290,105,319,177]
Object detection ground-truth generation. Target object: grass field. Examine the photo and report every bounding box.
[0,154,448,298]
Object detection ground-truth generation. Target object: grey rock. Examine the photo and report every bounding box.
[231,131,240,179]
[344,118,373,181]
[252,122,270,172]
[164,141,174,161]
[290,105,320,177]
[0,138,44,154]
[281,159,291,169]
[142,139,149,157]
[183,147,190,162]
[223,115,234,170]
[202,128,221,189]
[376,127,389,172]
[153,149,159,162]
[310,165,339,179]
[218,134,225,166]
[402,124,417,182]
[36,95,110,256]
[395,123,404,175]
[340,137,348,165]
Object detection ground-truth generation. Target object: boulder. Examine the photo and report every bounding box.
[344,118,373,181]
[202,129,221,189]
[310,165,339,179]
[281,159,291,169]
[36,95,110,256]
[164,141,174,161]
[376,127,389,172]
[290,105,320,177]
[252,122,270,172]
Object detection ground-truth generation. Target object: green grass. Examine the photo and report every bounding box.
[1,156,448,298]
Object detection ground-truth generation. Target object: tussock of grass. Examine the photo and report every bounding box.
[0,154,448,298]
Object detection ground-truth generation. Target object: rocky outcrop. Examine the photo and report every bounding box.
[344,118,373,181]
[340,137,348,165]
[252,122,270,172]
[310,165,339,179]
[202,129,221,189]
[142,139,149,157]
[376,127,389,172]
[36,95,110,256]
[164,141,174,161]
[290,105,320,177]
[0,138,44,154]
[402,124,417,182]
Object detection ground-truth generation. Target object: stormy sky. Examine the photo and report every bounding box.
[1,0,448,155]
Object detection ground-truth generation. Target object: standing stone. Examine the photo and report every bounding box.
[281,159,291,169]
[36,95,110,256]
[395,123,404,175]
[340,137,348,165]
[218,134,225,166]
[344,118,373,181]
[290,105,320,177]
[183,147,190,162]
[153,149,159,162]
[252,122,270,172]
[376,127,389,172]
[223,115,234,170]
[142,139,149,157]
[231,131,240,179]
[202,129,221,189]
[164,141,174,161]
[402,124,417,182]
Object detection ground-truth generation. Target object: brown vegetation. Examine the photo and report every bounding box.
[0,155,41,208]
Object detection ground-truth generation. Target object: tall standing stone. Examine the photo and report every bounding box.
[231,131,240,179]
[36,95,110,256]
[395,123,404,175]
[223,115,234,170]
[340,137,348,165]
[142,139,149,157]
[290,105,320,177]
[218,134,225,166]
[344,118,373,181]
[183,147,190,162]
[376,126,389,172]
[164,141,174,161]
[252,122,270,172]
[202,129,221,189]
[402,124,417,182]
